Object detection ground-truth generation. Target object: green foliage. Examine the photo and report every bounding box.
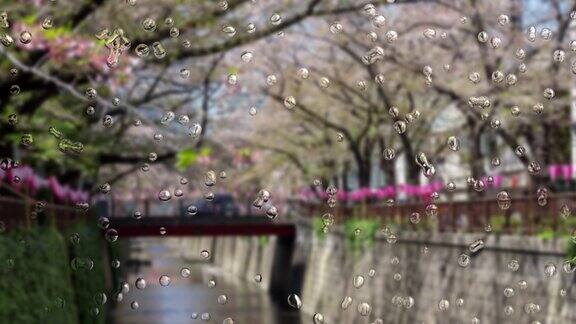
[238,147,251,157]
[176,147,211,171]
[0,227,78,323]
[343,218,380,251]
[258,236,269,246]
[565,238,576,264]
[227,66,239,75]
[66,223,106,324]
[21,14,38,25]
[312,216,327,240]
[42,26,73,40]
[536,229,556,241]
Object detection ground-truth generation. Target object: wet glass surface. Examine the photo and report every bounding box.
[112,239,301,324]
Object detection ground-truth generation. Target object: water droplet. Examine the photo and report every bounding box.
[160,111,175,125]
[97,216,110,229]
[438,299,450,311]
[283,96,296,109]
[105,229,118,242]
[94,293,107,305]
[245,23,256,33]
[132,210,142,219]
[353,275,365,288]
[528,161,541,175]
[383,148,396,160]
[329,22,342,34]
[254,274,262,282]
[181,267,191,278]
[40,17,53,30]
[423,28,436,39]
[69,233,81,245]
[384,30,398,44]
[189,123,202,138]
[70,257,94,271]
[313,313,324,324]
[518,280,528,290]
[19,31,32,44]
[159,275,171,287]
[200,250,210,259]
[158,189,171,201]
[447,136,460,151]
[393,120,406,134]
[270,13,282,25]
[458,254,470,267]
[241,51,253,63]
[205,170,217,186]
[455,298,464,307]
[20,134,33,147]
[541,28,552,40]
[135,278,146,289]
[217,294,228,304]
[222,25,236,37]
[266,206,278,219]
[103,115,114,127]
[187,205,198,216]
[142,18,156,32]
[319,77,331,88]
[152,42,166,59]
[287,294,302,309]
[498,14,509,25]
[508,259,520,272]
[544,262,557,277]
[130,301,139,310]
[469,239,485,253]
[425,204,438,217]
[357,302,371,316]
[0,33,13,47]
[341,296,352,309]
[134,44,149,57]
[372,15,386,28]
[169,27,180,38]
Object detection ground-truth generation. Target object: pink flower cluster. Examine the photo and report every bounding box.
[0,165,89,203]
[13,22,136,78]
[299,177,505,203]
[549,164,573,181]
[299,182,444,202]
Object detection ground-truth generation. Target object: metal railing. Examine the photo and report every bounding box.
[0,195,85,230]
[289,192,576,234]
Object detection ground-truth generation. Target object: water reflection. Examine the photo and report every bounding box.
[113,238,301,324]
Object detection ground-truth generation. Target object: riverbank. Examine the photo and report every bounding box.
[205,221,576,324]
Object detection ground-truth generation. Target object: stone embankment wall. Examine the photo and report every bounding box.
[190,223,576,324]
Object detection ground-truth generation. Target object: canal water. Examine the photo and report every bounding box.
[112,238,302,324]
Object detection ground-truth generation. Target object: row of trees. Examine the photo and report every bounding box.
[0,0,574,199]
[0,0,395,195]
[239,0,576,194]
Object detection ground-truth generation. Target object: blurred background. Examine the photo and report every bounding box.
[1,0,576,323]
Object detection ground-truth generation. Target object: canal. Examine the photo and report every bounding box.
[112,238,302,324]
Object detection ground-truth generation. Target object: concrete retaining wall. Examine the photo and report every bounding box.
[189,224,576,323]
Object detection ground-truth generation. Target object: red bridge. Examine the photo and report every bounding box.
[109,216,296,237]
